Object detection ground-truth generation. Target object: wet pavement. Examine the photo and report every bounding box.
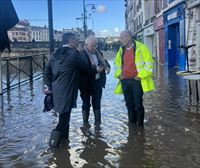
[0,51,200,168]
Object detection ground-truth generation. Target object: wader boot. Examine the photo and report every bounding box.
[49,129,62,148]
[137,109,144,126]
[94,109,101,125]
[82,110,89,124]
[62,124,69,140]
[127,108,137,125]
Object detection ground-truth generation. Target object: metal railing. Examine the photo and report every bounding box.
[0,52,49,93]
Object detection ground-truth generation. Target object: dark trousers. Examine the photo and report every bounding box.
[56,111,71,138]
[121,78,144,126]
[80,79,103,111]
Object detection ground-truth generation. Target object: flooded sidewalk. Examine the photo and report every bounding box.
[0,52,200,168]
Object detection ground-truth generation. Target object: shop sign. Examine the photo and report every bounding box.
[167,11,178,21]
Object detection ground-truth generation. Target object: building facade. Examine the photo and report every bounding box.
[30,26,49,42]
[186,0,200,71]
[8,20,30,42]
[163,0,186,70]
[125,0,200,71]
[125,0,144,42]
[125,0,156,57]
[143,0,156,60]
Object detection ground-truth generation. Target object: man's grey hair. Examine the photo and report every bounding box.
[120,30,134,39]
[85,36,97,45]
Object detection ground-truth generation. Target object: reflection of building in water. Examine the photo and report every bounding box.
[80,126,115,168]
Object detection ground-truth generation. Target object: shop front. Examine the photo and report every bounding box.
[163,2,186,70]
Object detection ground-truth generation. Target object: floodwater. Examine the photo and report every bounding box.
[0,52,200,168]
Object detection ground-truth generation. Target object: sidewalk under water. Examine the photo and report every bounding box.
[0,57,200,168]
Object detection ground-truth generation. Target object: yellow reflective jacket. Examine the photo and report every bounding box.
[114,40,155,94]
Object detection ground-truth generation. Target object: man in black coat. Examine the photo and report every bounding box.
[79,36,110,125]
[43,33,96,148]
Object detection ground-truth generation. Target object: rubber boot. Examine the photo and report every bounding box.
[128,110,137,125]
[82,109,89,124]
[137,109,144,126]
[94,109,101,125]
[49,129,62,148]
[62,124,69,140]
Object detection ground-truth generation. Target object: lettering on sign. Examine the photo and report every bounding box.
[167,11,178,21]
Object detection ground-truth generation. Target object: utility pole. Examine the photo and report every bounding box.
[48,0,54,53]
[83,0,87,39]
[0,52,2,94]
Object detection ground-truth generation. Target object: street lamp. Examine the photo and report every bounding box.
[83,0,95,39]
[47,0,54,53]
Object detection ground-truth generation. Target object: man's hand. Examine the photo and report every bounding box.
[105,67,110,74]
[43,89,52,94]
[96,66,104,73]
[134,76,141,81]
[43,86,52,94]
[118,74,125,80]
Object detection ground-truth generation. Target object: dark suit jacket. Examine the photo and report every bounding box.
[43,46,95,114]
[79,49,110,93]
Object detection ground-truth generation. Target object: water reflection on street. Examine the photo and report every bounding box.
[0,54,200,168]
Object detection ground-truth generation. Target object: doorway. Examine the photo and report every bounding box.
[168,23,180,67]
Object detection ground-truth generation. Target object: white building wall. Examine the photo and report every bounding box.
[30,27,50,42]
[186,0,200,71]
[143,0,156,57]
[143,24,155,58]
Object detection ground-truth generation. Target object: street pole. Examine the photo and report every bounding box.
[83,0,87,39]
[0,52,2,94]
[0,52,3,111]
[48,0,54,53]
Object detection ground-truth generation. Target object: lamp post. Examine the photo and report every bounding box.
[83,0,95,39]
[48,0,54,53]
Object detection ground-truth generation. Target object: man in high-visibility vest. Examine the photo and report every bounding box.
[114,30,155,126]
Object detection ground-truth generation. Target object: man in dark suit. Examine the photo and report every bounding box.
[79,36,110,126]
[43,33,97,148]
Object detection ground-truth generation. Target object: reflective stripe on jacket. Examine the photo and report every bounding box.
[114,41,155,94]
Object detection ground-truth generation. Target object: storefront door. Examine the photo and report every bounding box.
[168,23,180,67]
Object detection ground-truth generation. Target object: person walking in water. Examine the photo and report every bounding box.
[79,36,110,126]
[114,30,155,126]
[43,33,97,147]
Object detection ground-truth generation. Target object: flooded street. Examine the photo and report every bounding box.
[0,52,200,168]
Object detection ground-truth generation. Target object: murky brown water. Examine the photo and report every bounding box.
[0,53,200,168]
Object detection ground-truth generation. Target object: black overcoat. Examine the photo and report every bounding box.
[43,46,94,114]
[79,49,110,92]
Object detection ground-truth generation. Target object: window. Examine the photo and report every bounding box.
[169,0,175,3]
